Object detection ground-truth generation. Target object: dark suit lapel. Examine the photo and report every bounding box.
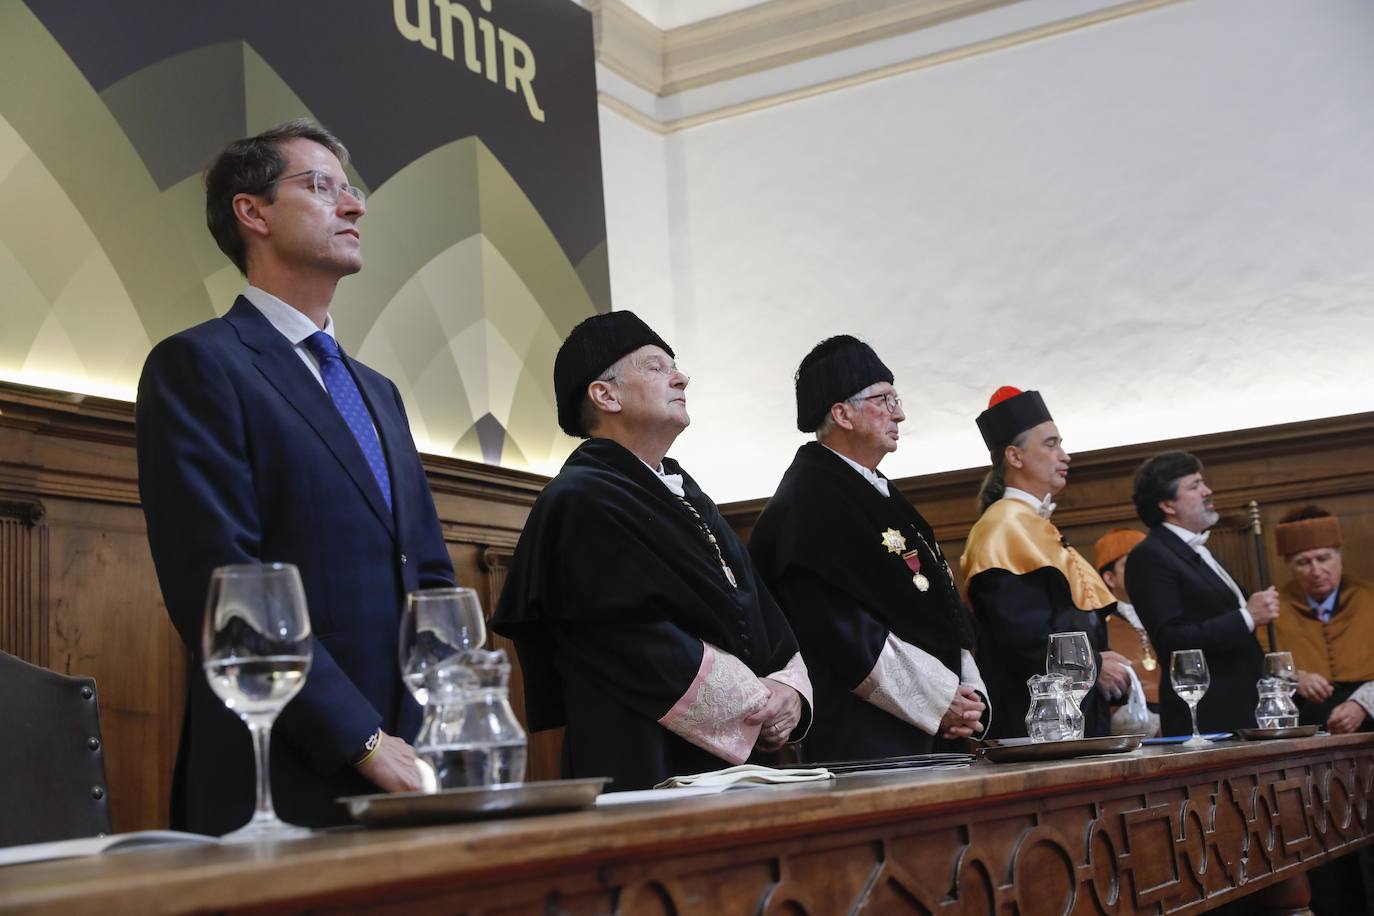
[1156,525,1238,608]
[223,298,397,538]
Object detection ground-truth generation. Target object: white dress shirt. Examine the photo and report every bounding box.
[1162,522,1255,631]
[823,446,889,497]
[639,458,686,497]
[242,286,335,389]
[1003,486,1056,518]
[242,286,384,444]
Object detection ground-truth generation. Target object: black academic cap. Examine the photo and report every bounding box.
[794,335,894,433]
[975,386,1053,452]
[553,311,674,438]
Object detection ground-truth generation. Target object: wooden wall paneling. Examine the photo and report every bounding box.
[479,546,564,783]
[0,494,48,664]
[42,498,183,834]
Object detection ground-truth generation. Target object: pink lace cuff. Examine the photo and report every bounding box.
[658,643,769,764]
[764,651,813,710]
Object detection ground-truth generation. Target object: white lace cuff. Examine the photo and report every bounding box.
[658,643,769,764]
[853,634,959,735]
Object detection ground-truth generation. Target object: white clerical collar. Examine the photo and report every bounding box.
[639,457,685,497]
[1004,486,1056,518]
[1163,522,1209,549]
[823,446,889,497]
[243,285,335,345]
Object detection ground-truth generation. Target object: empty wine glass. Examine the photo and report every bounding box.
[1170,649,1212,747]
[202,562,313,841]
[1046,631,1095,739]
[398,587,487,705]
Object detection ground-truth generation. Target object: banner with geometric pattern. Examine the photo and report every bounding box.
[1,0,607,473]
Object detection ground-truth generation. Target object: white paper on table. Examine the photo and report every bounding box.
[595,785,733,806]
[655,764,833,789]
[0,831,219,868]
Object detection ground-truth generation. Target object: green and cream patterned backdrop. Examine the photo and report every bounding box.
[0,0,608,475]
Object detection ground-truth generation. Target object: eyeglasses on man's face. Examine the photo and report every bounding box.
[263,169,365,206]
[854,391,902,415]
[635,356,688,382]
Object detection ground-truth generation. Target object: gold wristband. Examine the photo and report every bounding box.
[351,729,382,768]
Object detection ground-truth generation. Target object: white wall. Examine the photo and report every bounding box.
[599,0,1374,502]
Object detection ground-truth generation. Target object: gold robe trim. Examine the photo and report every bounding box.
[960,498,1115,612]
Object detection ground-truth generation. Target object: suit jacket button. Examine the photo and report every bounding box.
[400,554,408,565]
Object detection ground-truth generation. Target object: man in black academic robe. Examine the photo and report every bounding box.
[492,312,812,791]
[961,388,1132,740]
[1126,451,1278,736]
[751,336,986,761]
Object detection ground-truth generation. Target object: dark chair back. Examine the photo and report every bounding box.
[0,650,113,846]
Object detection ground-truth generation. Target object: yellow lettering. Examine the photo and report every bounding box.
[393,0,436,51]
[434,0,481,73]
[500,28,544,123]
[395,0,546,126]
[478,13,498,82]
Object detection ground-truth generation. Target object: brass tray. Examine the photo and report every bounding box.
[980,734,1143,763]
[340,778,608,827]
[1237,725,1320,740]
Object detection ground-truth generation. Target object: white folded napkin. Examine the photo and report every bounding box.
[654,764,833,789]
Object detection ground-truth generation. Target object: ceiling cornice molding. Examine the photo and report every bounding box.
[659,0,1016,96]
[585,0,663,94]
[591,0,1191,133]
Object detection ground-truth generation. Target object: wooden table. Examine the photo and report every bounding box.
[3,734,1371,915]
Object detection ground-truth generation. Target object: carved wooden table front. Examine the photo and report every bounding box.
[3,734,1371,915]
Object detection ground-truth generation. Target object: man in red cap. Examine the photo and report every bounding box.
[961,387,1131,739]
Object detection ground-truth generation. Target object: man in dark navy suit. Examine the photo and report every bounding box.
[137,120,454,835]
[1126,451,1278,736]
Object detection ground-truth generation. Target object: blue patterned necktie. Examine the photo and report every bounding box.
[303,331,392,512]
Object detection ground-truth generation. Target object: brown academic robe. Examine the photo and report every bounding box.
[1272,575,1374,683]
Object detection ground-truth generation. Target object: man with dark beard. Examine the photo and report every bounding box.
[491,312,812,790]
[1126,451,1279,735]
[750,336,986,761]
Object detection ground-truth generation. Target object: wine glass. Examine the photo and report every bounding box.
[202,562,313,841]
[1046,631,1096,739]
[1170,649,1212,747]
[398,587,487,705]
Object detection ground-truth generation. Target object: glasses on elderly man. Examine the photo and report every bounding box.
[854,392,902,415]
[262,169,366,206]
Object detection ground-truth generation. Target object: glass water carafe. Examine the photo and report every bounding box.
[1026,673,1078,742]
[415,648,528,788]
[1254,676,1300,729]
